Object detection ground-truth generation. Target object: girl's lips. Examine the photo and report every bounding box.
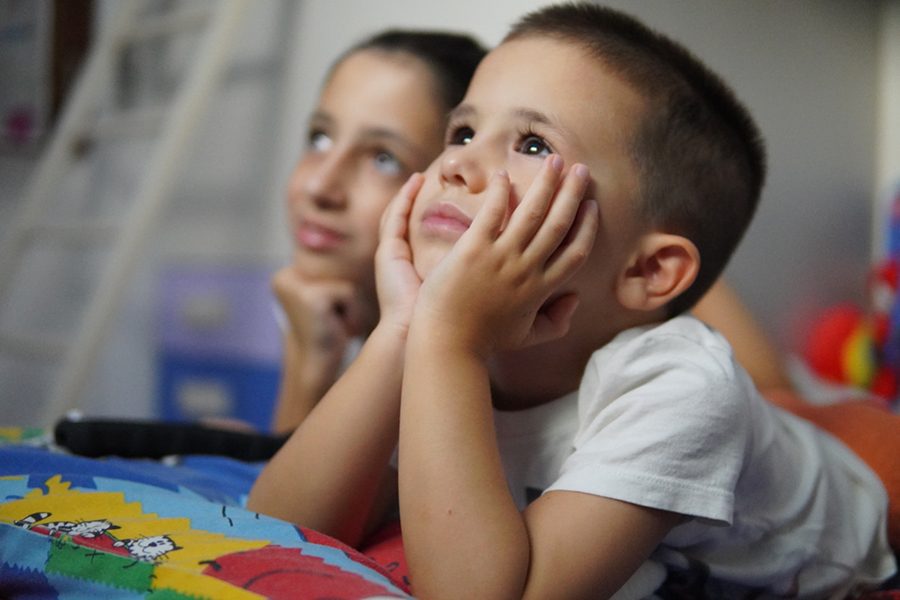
[420,202,473,239]
[295,220,346,251]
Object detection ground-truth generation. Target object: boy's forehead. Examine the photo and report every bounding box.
[478,36,619,87]
[471,37,645,147]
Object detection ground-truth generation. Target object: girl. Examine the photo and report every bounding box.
[271,30,485,433]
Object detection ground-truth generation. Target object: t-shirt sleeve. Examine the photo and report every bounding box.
[546,327,751,525]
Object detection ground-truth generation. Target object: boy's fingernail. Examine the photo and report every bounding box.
[573,164,589,179]
[495,169,509,179]
[550,154,564,172]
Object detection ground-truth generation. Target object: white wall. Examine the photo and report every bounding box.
[876,0,900,255]
[0,0,891,424]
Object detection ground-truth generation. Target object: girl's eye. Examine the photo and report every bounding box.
[519,134,552,157]
[308,130,332,153]
[447,126,474,146]
[373,151,403,176]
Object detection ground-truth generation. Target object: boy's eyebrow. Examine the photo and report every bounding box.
[512,107,568,138]
[448,104,568,138]
[447,104,475,122]
[309,110,333,126]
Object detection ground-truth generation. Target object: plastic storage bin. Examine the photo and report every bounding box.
[156,263,282,431]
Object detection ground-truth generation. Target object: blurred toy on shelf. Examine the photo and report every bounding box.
[804,189,900,408]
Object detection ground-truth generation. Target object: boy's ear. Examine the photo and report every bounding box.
[617,233,700,312]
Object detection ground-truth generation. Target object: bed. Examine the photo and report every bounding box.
[1,422,898,599]
[0,427,410,599]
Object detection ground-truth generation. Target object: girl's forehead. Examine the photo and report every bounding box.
[325,51,426,100]
[317,51,446,147]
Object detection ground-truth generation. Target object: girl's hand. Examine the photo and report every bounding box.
[415,156,598,356]
[374,173,426,335]
[272,265,367,377]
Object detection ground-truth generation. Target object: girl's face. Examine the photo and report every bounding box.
[286,49,446,292]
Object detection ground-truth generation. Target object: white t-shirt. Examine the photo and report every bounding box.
[493,316,896,598]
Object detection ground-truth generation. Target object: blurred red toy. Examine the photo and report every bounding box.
[805,191,900,406]
[804,301,896,404]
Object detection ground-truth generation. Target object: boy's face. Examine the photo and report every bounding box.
[409,36,648,351]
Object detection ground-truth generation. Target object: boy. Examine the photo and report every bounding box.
[249,4,896,598]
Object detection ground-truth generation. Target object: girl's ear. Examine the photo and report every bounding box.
[616,233,700,312]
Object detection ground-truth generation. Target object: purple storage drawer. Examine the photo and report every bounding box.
[157,263,282,363]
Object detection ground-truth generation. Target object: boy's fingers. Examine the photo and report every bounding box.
[526,163,590,261]
[381,173,423,238]
[545,198,599,284]
[506,154,563,248]
[531,292,580,345]
[469,170,511,239]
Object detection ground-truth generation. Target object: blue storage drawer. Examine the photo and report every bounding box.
[155,263,282,430]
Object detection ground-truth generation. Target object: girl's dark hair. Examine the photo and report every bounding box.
[339,29,487,111]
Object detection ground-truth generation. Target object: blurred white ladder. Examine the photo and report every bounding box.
[0,0,249,426]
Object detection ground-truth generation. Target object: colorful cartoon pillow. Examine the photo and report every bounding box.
[0,445,410,599]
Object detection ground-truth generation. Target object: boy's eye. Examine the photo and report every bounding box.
[373,151,403,176]
[308,130,332,153]
[448,126,474,146]
[519,134,552,157]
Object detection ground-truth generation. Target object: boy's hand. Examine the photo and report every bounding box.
[415,155,598,355]
[272,264,368,376]
[374,173,426,335]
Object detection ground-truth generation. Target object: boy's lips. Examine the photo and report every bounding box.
[420,202,473,239]
[295,220,346,251]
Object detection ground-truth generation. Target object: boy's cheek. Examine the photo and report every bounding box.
[407,226,452,282]
[415,174,442,201]
[503,161,544,209]
[405,218,426,268]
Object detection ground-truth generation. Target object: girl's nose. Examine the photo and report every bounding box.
[439,148,489,193]
[300,153,349,209]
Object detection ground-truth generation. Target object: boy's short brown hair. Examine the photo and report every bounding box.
[506,3,766,315]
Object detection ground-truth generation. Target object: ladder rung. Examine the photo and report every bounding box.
[121,6,212,43]
[28,220,119,243]
[92,107,166,140]
[0,331,67,361]
[2,0,253,427]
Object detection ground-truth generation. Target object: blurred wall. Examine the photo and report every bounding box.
[0,0,891,423]
[876,0,900,255]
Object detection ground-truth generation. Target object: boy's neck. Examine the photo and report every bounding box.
[488,339,601,412]
[488,310,670,412]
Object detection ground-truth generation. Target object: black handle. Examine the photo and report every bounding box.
[53,417,288,461]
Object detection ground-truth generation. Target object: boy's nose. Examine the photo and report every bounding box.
[439,150,489,193]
